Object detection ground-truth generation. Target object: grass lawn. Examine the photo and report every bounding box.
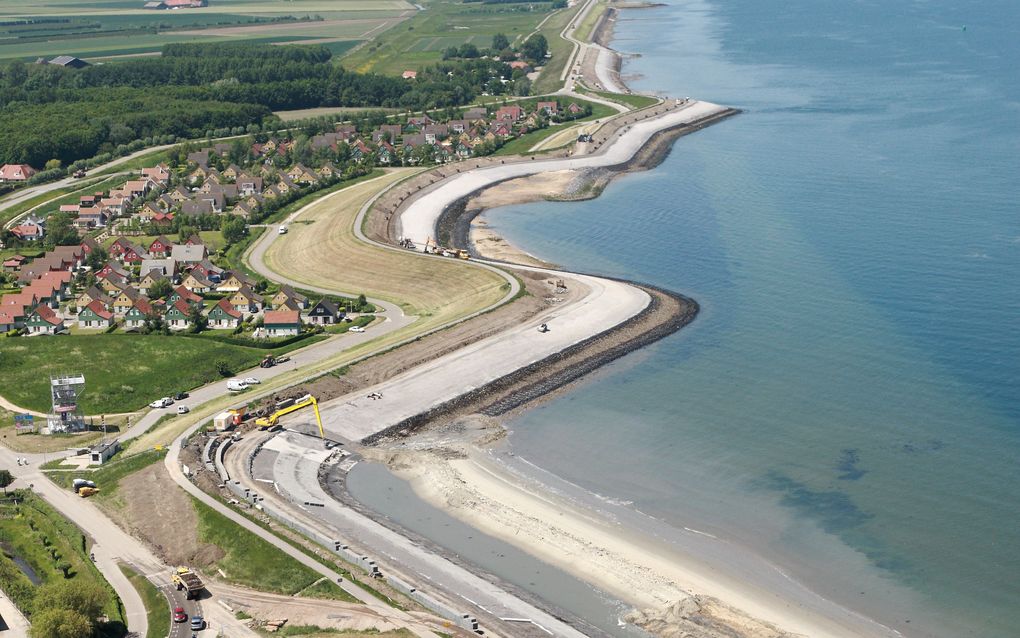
[93,149,175,177]
[260,169,385,225]
[44,449,166,498]
[0,491,126,627]
[341,0,561,76]
[0,334,292,414]
[192,497,356,601]
[273,106,401,122]
[573,0,607,44]
[0,407,134,453]
[261,170,509,321]
[530,0,586,95]
[119,563,171,638]
[323,315,374,334]
[577,86,661,110]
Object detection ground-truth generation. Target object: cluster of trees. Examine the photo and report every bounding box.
[442,32,548,66]
[29,579,110,638]
[0,42,510,168]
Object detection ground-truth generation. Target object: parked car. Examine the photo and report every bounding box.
[173,607,187,623]
[226,379,248,392]
[190,615,205,630]
[177,405,190,415]
[149,397,173,408]
[242,377,261,385]
[174,392,189,400]
[349,326,365,333]
[278,225,288,234]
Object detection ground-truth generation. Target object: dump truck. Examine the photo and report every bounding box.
[77,487,100,497]
[171,567,205,600]
[73,479,98,496]
[254,394,324,438]
[213,409,244,431]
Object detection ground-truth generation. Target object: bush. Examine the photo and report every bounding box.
[215,360,232,376]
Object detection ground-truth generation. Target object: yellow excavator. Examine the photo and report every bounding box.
[254,394,324,438]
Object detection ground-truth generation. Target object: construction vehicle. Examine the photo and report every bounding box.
[78,486,100,497]
[72,479,97,496]
[73,169,86,179]
[260,354,290,368]
[171,567,205,600]
[254,394,324,438]
[456,249,470,260]
[213,408,244,431]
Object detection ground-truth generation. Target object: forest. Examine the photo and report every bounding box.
[0,43,515,168]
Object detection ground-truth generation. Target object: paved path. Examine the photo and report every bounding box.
[0,588,29,634]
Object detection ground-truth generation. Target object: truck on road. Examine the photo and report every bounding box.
[171,566,205,600]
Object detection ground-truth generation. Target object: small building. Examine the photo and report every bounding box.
[0,164,38,182]
[207,298,242,329]
[401,70,417,80]
[26,305,64,335]
[263,309,301,337]
[48,55,89,69]
[78,300,114,329]
[307,298,342,325]
[88,440,120,465]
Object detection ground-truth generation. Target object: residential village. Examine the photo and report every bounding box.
[0,98,592,340]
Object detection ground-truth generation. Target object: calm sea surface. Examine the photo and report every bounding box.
[483,1,1020,636]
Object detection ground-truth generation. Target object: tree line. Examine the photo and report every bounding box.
[0,42,517,168]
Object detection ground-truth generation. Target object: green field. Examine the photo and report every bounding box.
[577,86,661,110]
[0,334,309,413]
[192,497,356,600]
[0,491,126,627]
[341,0,569,77]
[0,0,413,60]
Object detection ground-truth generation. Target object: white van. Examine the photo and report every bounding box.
[278,225,288,235]
[226,379,248,392]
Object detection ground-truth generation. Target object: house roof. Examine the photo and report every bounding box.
[32,305,62,325]
[172,285,202,303]
[82,299,114,320]
[170,244,206,263]
[213,297,242,318]
[263,309,300,325]
[312,298,339,314]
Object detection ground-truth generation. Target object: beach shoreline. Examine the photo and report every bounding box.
[348,7,905,638]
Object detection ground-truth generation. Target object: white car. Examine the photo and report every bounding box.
[149,397,173,408]
[242,377,261,385]
[349,326,365,333]
[278,225,288,235]
[176,405,190,415]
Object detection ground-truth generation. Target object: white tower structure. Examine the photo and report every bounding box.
[47,373,86,434]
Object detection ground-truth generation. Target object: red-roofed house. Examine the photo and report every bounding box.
[495,105,524,122]
[207,298,242,329]
[26,305,64,335]
[0,164,37,182]
[147,235,174,258]
[401,70,417,80]
[536,100,559,115]
[163,298,192,331]
[78,299,114,329]
[263,309,301,337]
[10,223,44,242]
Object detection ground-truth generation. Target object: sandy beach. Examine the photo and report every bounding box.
[383,432,899,638]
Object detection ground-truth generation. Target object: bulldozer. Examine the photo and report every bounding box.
[254,394,325,438]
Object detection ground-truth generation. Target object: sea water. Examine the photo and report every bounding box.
[484,1,1020,636]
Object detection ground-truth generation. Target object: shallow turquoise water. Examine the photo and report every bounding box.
[487,1,1020,636]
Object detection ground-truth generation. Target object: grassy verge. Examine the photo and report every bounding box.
[94,149,174,176]
[0,176,111,227]
[577,85,661,109]
[261,169,386,226]
[532,1,586,95]
[0,491,126,627]
[0,333,331,414]
[43,448,166,498]
[119,563,171,638]
[191,497,357,602]
[221,225,266,280]
[324,315,374,334]
[574,0,607,43]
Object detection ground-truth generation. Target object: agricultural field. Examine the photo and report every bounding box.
[0,0,415,61]
[342,0,577,77]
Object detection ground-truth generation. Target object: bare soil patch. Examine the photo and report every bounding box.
[112,461,224,567]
